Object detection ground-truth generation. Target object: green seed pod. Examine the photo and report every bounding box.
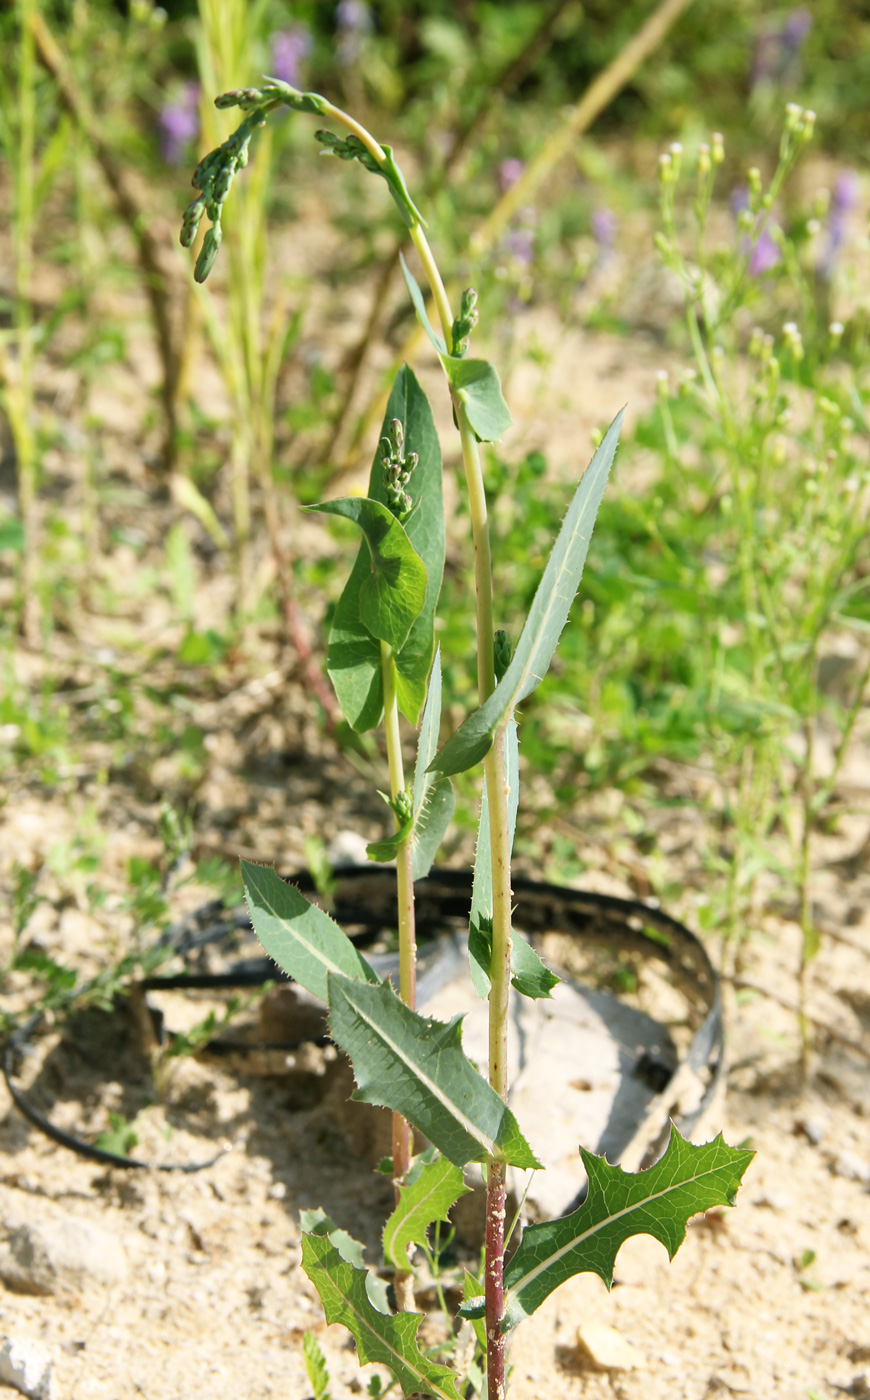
[494,629,513,683]
[194,222,223,283]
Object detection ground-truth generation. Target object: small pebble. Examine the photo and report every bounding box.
[267,1182,287,1200]
[575,1322,641,1373]
[0,1335,56,1400]
[832,1152,870,1185]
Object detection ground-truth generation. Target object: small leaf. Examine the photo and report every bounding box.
[303,1331,331,1400]
[400,253,447,355]
[383,1151,470,1274]
[366,806,414,864]
[242,861,379,1003]
[327,973,541,1170]
[311,498,427,654]
[510,936,560,1001]
[327,366,445,731]
[430,411,623,777]
[442,357,513,443]
[502,1126,754,1330]
[302,1231,462,1400]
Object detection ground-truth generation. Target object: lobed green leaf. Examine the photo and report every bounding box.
[302,1231,462,1400]
[430,411,624,777]
[382,1150,470,1274]
[241,861,378,1003]
[327,973,541,1170]
[498,1127,754,1330]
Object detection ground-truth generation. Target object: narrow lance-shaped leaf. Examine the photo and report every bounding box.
[365,650,456,876]
[488,1127,753,1330]
[308,497,426,654]
[302,1230,462,1400]
[401,255,512,442]
[327,366,445,731]
[383,1149,470,1274]
[327,972,541,1170]
[242,861,379,1003]
[430,411,624,777]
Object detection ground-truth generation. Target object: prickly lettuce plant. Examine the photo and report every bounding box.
[183,79,752,1399]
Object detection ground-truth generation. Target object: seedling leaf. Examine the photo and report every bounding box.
[327,366,445,730]
[499,1126,754,1329]
[430,411,623,776]
[242,861,379,1003]
[310,498,427,654]
[327,973,541,1169]
[302,1231,462,1400]
[303,1331,331,1400]
[383,1151,470,1273]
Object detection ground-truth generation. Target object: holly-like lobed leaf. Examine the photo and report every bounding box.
[430,411,623,777]
[242,861,379,1003]
[327,973,541,1170]
[365,651,455,875]
[302,1231,462,1400]
[382,1149,470,1274]
[302,1207,390,1314]
[327,366,445,731]
[310,498,426,653]
[493,1127,754,1330]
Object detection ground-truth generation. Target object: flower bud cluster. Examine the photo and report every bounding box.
[380,419,418,521]
[315,128,381,174]
[451,288,479,357]
[392,788,414,825]
[180,122,256,281]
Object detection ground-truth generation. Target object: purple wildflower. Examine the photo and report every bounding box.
[158,83,200,166]
[336,1,373,66]
[752,7,812,87]
[818,170,860,280]
[505,226,535,267]
[498,158,524,194]
[732,186,781,276]
[591,207,616,250]
[270,25,312,87]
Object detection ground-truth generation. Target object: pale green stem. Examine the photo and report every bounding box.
[15,0,39,645]
[380,639,416,1312]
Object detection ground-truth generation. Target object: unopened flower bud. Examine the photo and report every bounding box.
[697,143,711,177]
[711,132,724,164]
[194,221,222,283]
[829,320,844,346]
[390,418,404,454]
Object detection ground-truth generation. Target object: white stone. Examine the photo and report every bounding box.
[0,1335,56,1399]
[575,1322,642,1372]
[0,1214,128,1295]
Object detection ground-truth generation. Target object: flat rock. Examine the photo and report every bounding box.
[0,1213,128,1296]
[0,1335,56,1399]
[575,1322,642,1372]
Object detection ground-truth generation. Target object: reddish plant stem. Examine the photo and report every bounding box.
[485,1162,507,1400]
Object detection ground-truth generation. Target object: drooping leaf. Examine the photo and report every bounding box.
[327,973,541,1170]
[364,651,455,874]
[327,366,445,731]
[310,497,426,654]
[302,1231,462,1400]
[430,411,623,776]
[497,1127,754,1330]
[302,1207,390,1314]
[442,357,512,442]
[242,861,379,1003]
[383,1150,470,1274]
[510,936,561,1000]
